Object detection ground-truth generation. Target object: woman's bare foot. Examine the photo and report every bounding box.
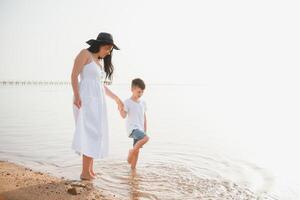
[90,170,97,178]
[80,172,94,180]
[127,149,134,164]
[131,165,136,170]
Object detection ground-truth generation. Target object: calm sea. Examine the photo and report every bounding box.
[0,83,299,199]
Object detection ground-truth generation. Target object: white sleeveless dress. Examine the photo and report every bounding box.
[71,53,109,159]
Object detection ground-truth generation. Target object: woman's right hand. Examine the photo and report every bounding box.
[73,95,82,109]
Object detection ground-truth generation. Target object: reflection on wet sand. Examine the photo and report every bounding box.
[128,170,141,200]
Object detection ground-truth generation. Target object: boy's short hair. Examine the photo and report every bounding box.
[131,78,145,90]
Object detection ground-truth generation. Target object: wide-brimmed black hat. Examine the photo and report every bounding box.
[86,32,120,50]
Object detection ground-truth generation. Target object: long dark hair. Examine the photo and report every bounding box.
[87,42,114,81]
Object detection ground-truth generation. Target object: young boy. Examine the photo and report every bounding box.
[118,78,149,169]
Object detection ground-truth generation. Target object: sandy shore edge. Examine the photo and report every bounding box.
[0,160,116,200]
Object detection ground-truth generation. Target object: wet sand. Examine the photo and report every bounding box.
[0,160,115,200]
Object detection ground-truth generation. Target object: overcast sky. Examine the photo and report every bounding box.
[0,0,299,86]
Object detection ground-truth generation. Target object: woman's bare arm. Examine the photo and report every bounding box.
[144,113,147,133]
[104,85,124,108]
[71,49,89,108]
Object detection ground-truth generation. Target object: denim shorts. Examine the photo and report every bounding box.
[129,129,146,146]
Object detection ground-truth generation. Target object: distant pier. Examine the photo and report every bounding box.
[0,80,112,86]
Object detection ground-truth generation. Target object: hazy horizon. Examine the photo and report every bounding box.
[1,0,299,86]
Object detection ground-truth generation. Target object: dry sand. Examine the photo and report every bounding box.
[0,160,116,200]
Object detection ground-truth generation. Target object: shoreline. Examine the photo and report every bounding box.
[0,160,115,200]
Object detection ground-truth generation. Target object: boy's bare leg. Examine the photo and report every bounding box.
[127,149,134,164]
[81,154,94,180]
[131,149,140,169]
[127,136,149,168]
[132,136,149,153]
[128,136,149,164]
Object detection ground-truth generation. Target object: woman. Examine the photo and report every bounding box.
[71,32,124,180]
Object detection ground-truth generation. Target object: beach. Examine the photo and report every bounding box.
[1,0,300,199]
[0,160,115,200]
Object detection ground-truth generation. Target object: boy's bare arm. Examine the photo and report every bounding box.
[144,113,147,133]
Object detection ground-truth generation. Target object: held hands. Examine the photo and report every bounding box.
[116,98,127,118]
[116,98,124,111]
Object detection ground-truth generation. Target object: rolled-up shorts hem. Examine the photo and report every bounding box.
[129,129,146,147]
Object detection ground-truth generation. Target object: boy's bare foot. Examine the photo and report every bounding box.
[127,149,134,164]
[80,173,94,181]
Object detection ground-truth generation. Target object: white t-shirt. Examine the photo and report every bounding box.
[124,98,147,136]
